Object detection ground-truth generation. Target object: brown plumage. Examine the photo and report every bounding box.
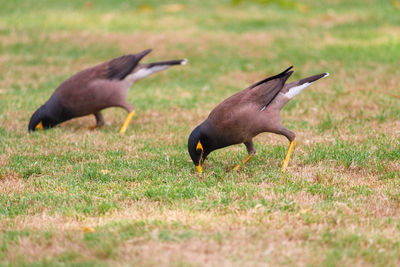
[28,49,187,133]
[188,66,329,173]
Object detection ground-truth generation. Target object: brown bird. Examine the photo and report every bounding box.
[188,66,329,173]
[28,49,187,133]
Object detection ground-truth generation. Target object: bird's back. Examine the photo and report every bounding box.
[207,67,293,137]
[49,55,143,117]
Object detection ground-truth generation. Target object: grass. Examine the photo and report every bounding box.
[0,0,400,266]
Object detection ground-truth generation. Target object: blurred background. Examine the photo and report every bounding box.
[1,0,399,100]
[1,0,399,127]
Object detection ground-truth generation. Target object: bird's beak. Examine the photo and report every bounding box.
[196,164,202,173]
[196,141,204,174]
[36,121,43,130]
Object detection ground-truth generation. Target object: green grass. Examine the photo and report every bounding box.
[0,0,400,266]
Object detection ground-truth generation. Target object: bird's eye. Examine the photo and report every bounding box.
[196,141,203,154]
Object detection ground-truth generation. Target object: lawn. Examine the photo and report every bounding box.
[0,0,400,266]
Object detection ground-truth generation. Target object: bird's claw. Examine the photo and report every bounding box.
[233,164,241,171]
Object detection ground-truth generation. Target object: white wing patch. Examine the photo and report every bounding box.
[181,59,188,65]
[126,65,168,82]
[284,82,311,99]
[284,72,329,99]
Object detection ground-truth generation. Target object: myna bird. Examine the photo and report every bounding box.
[28,49,187,133]
[188,66,329,173]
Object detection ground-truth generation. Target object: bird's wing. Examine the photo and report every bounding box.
[245,66,293,109]
[90,49,153,81]
[208,90,246,121]
[208,67,294,124]
[54,56,140,108]
[101,54,142,80]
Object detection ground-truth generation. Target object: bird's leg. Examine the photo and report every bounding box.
[233,141,256,171]
[95,112,105,127]
[89,112,105,130]
[119,104,135,133]
[277,127,296,172]
[233,154,254,171]
[119,111,135,133]
[282,140,295,173]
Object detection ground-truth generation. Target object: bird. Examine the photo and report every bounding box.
[188,66,329,173]
[28,49,187,133]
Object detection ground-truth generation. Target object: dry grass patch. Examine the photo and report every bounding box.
[306,11,370,29]
[47,29,276,59]
[0,172,28,194]
[5,210,399,266]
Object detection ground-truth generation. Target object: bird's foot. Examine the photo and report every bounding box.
[88,125,98,130]
[88,124,104,131]
[233,154,254,171]
[233,164,241,171]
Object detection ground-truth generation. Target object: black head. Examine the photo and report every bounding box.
[28,94,75,132]
[28,105,45,132]
[188,125,204,173]
[28,104,58,132]
[187,122,217,173]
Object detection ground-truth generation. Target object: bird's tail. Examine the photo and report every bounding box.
[148,59,188,67]
[129,59,188,81]
[28,105,45,132]
[270,72,329,111]
[282,72,329,99]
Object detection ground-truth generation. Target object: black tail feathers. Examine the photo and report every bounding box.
[147,59,188,68]
[298,73,329,85]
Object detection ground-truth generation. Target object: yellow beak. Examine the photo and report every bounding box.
[36,121,43,130]
[196,164,202,173]
[195,141,204,173]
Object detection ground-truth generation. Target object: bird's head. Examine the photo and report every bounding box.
[28,105,55,132]
[188,123,217,173]
[188,126,206,173]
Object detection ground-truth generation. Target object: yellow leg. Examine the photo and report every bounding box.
[119,111,135,133]
[282,140,296,173]
[233,153,254,171]
[35,121,43,130]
